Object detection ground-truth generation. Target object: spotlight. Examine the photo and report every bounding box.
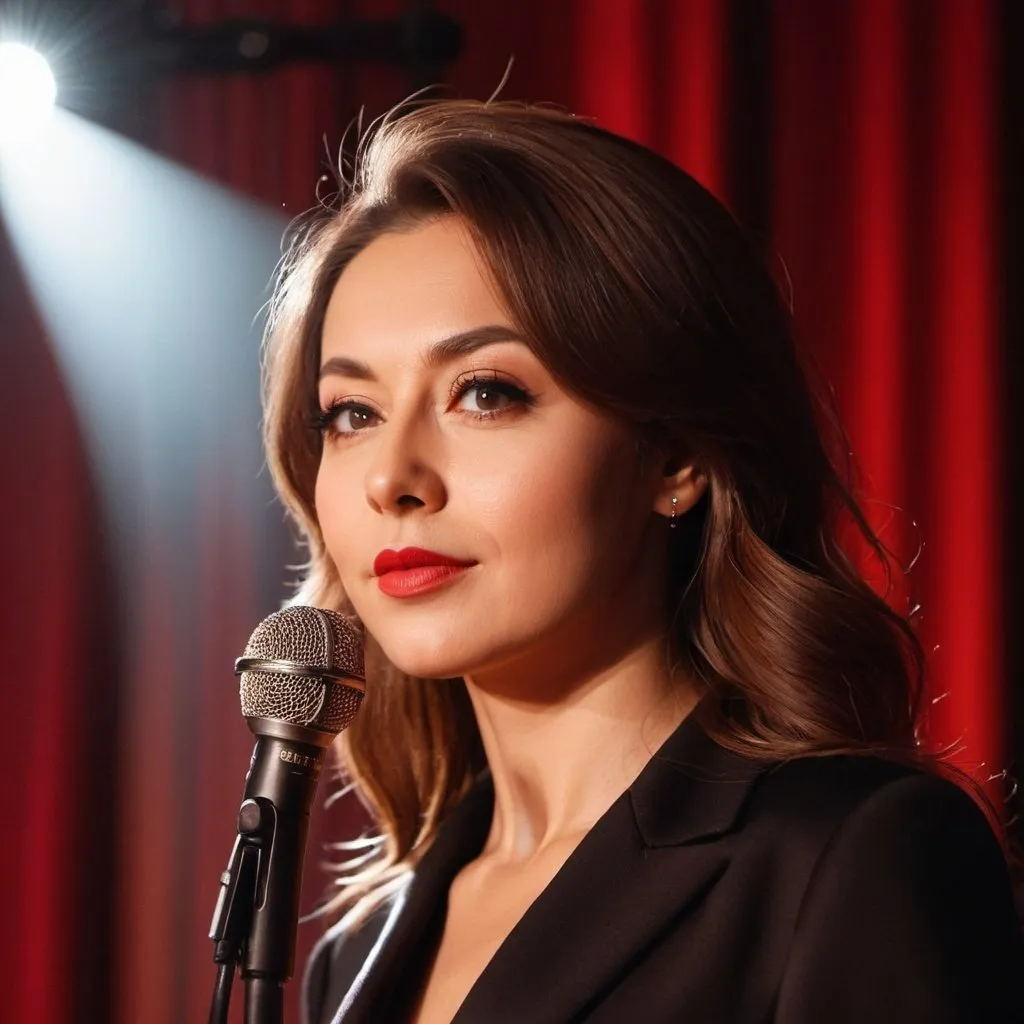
[0,42,57,146]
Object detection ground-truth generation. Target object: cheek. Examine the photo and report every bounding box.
[314,462,359,575]
[463,424,644,582]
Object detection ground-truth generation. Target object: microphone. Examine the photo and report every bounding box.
[209,606,365,1024]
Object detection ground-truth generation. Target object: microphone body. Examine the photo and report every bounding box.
[236,729,327,984]
[209,606,365,1024]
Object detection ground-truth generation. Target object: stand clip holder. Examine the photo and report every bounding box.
[208,797,280,1024]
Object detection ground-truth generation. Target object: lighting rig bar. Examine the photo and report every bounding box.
[135,7,462,79]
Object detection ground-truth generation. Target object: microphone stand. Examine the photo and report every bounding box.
[209,818,263,1023]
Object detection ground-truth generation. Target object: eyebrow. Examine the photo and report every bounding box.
[318,324,527,382]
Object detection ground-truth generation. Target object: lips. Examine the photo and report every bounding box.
[373,547,477,576]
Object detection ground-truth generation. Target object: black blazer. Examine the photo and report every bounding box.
[303,713,1024,1023]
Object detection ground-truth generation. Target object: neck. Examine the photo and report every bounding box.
[463,632,700,863]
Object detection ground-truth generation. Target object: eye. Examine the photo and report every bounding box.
[314,400,381,438]
[450,372,534,419]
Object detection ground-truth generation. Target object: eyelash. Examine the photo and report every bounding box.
[311,372,535,439]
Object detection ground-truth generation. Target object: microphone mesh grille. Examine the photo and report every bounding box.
[239,606,365,735]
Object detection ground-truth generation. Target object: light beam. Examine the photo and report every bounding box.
[0,42,57,146]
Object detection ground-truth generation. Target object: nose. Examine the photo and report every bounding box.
[363,409,447,519]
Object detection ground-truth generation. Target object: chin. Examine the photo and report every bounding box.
[362,624,475,681]
[381,649,470,681]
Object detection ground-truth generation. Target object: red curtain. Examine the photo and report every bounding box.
[0,223,120,1024]
[2,2,1007,1022]
[771,0,1001,772]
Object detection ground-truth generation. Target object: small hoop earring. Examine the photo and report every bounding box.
[669,495,679,528]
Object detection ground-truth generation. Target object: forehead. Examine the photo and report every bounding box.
[321,217,510,357]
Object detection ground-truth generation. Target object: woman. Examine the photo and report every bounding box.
[262,100,1024,1022]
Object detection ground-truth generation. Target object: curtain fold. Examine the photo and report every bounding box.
[0,223,119,1024]
[772,0,1002,778]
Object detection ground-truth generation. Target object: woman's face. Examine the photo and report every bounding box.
[314,216,675,694]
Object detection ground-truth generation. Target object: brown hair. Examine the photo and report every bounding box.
[262,99,975,922]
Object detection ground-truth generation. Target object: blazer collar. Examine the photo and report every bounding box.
[333,705,771,1024]
[629,704,768,847]
[331,775,493,1020]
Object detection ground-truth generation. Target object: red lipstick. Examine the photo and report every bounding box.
[373,547,477,598]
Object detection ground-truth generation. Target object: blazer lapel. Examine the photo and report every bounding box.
[333,709,768,1024]
[451,711,769,1023]
[331,777,493,1023]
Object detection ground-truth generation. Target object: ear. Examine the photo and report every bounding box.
[653,456,708,521]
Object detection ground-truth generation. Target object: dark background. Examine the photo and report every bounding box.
[1,1,1019,1021]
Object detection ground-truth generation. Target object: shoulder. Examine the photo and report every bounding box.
[741,752,1016,910]
[748,750,1011,904]
[743,750,995,856]
[302,897,397,1024]
[712,750,1017,925]
[743,754,1024,1021]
